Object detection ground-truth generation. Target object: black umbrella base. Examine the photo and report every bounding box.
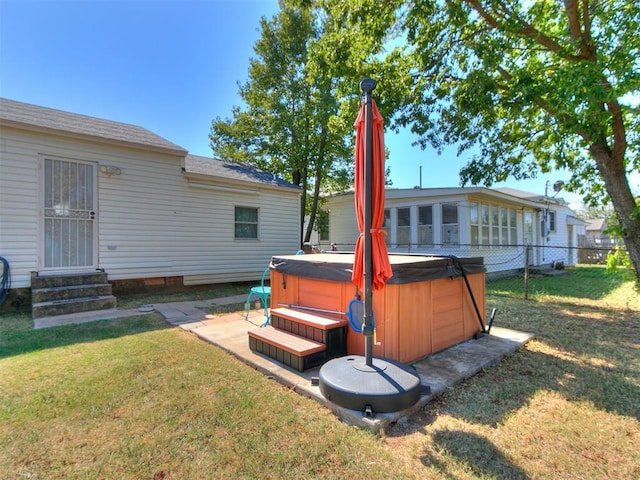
[318,355,423,414]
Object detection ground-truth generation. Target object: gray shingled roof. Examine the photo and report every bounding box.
[184,154,299,190]
[0,97,187,155]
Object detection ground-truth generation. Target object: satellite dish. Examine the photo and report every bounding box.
[552,180,565,193]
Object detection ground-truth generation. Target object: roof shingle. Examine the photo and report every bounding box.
[0,97,187,155]
[184,154,299,189]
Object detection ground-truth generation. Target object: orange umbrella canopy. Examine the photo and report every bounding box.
[351,98,393,291]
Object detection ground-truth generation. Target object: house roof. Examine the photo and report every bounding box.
[586,218,607,232]
[183,154,300,190]
[0,97,187,155]
[494,187,568,206]
[329,186,550,209]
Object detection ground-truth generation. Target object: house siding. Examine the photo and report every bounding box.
[0,128,42,287]
[0,126,300,288]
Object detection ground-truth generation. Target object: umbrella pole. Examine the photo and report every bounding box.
[360,78,376,367]
[317,79,422,416]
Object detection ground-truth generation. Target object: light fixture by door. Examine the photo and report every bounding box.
[99,165,121,175]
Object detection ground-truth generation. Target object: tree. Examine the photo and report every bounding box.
[210,0,353,245]
[326,0,640,280]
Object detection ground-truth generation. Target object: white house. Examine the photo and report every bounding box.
[0,98,301,307]
[324,186,586,275]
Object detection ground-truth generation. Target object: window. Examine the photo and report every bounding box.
[548,211,556,232]
[316,210,329,241]
[382,209,391,239]
[491,206,500,245]
[235,206,258,239]
[509,209,517,244]
[469,203,479,245]
[542,210,556,236]
[524,211,533,244]
[397,207,411,246]
[471,203,518,246]
[442,203,458,245]
[481,204,489,245]
[418,205,433,245]
[500,207,509,245]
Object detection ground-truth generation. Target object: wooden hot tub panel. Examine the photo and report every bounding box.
[269,254,486,364]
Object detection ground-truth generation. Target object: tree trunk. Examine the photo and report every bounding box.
[590,143,640,281]
[300,169,308,249]
[292,168,307,249]
[304,164,323,243]
[304,127,328,244]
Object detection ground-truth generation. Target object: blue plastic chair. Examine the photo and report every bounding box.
[245,267,271,326]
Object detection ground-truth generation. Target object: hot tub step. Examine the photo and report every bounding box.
[269,307,347,359]
[248,326,327,372]
[270,307,348,330]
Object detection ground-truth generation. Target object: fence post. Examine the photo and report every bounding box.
[524,245,530,299]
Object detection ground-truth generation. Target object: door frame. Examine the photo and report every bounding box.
[38,155,99,274]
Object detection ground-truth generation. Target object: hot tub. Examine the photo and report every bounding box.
[269,253,486,364]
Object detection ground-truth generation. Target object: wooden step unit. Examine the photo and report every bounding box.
[270,307,348,360]
[248,326,326,372]
[248,306,348,372]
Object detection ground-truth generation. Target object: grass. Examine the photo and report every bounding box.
[1,268,639,479]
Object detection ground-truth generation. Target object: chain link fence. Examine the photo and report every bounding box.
[314,241,625,300]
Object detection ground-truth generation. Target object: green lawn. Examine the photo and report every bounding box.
[1,269,638,479]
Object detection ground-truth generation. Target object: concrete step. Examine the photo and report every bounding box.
[30,271,108,289]
[32,295,117,319]
[31,283,112,303]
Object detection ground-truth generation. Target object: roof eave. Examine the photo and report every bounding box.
[183,171,301,193]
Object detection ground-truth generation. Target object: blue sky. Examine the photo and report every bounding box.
[2,0,622,209]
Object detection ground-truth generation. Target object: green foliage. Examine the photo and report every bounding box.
[605,197,640,281]
[606,246,634,280]
[210,0,359,242]
[321,0,640,280]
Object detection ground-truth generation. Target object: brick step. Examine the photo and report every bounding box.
[32,295,117,319]
[31,283,113,303]
[248,326,327,372]
[270,306,348,330]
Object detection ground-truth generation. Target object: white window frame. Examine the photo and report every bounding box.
[396,207,411,247]
[441,203,459,245]
[234,206,259,240]
[418,204,434,246]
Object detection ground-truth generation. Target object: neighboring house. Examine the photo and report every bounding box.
[324,186,586,275]
[0,98,301,302]
[578,218,617,263]
[584,218,616,246]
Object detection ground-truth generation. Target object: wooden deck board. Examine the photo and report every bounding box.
[248,326,326,356]
[270,307,348,330]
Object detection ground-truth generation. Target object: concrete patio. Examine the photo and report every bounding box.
[159,298,533,432]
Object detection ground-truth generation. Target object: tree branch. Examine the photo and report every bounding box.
[564,0,582,39]
[462,0,584,62]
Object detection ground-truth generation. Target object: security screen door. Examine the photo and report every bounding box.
[43,158,97,270]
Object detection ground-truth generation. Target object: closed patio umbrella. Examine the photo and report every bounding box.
[318,79,422,413]
[351,78,392,365]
